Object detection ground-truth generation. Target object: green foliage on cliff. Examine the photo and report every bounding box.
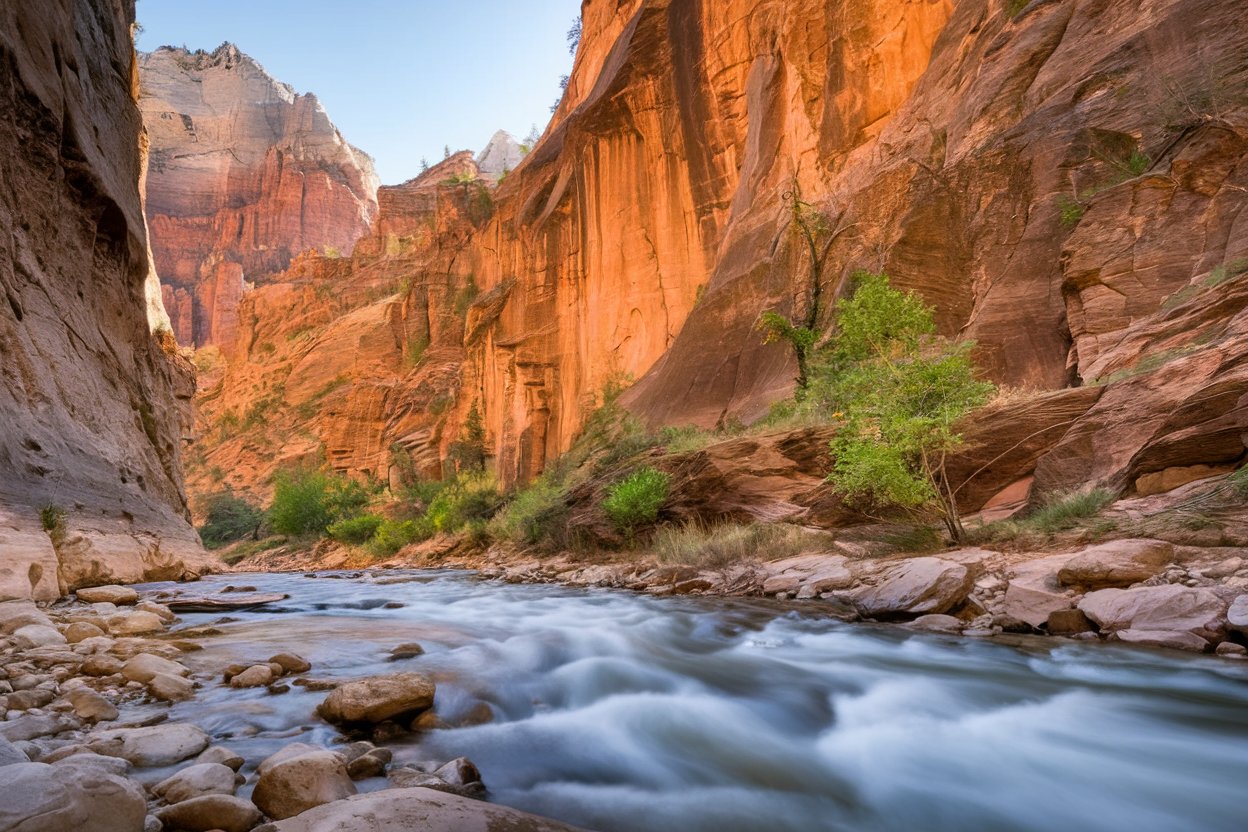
[327,514,385,545]
[818,272,994,542]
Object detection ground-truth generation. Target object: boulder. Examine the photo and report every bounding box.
[908,614,963,634]
[1046,609,1096,635]
[13,624,67,648]
[148,672,195,702]
[389,643,425,660]
[86,723,210,767]
[761,554,854,595]
[1057,539,1173,589]
[0,600,53,633]
[65,688,119,722]
[106,611,165,636]
[0,714,78,742]
[317,672,436,725]
[263,787,586,831]
[1227,595,1248,634]
[122,653,188,683]
[1078,585,1228,637]
[229,664,275,688]
[269,653,311,674]
[136,600,176,622]
[0,761,146,832]
[196,745,245,771]
[154,794,263,832]
[251,749,356,820]
[999,554,1075,629]
[0,736,28,767]
[51,752,132,779]
[154,762,239,804]
[850,558,972,617]
[76,586,139,605]
[82,655,124,677]
[1114,629,1210,652]
[65,621,107,643]
[1216,641,1247,657]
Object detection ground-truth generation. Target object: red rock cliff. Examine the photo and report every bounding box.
[140,44,379,349]
[0,0,212,600]
[194,0,1248,509]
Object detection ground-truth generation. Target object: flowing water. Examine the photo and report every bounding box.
[133,570,1248,832]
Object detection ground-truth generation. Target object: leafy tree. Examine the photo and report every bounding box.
[820,273,994,542]
[268,468,370,536]
[199,492,264,549]
[755,182,851,394]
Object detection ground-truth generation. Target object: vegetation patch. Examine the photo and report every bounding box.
[327,514,385,545]
[198,493,264,549]
[652,521,832,568]
[602,466,670,537]
[268,468,371,537]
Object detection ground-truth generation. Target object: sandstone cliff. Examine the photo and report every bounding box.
[0,0,211,600]
[140,44,379,349]
[194,0,1248,520]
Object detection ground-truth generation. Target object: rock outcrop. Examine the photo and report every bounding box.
[140,43,379,348]
[476,130,524,180]
[0,0,210,601]
[193,0,1248,512]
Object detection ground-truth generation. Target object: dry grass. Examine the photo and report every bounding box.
[651,521,834,569]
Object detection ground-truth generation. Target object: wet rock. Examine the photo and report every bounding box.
[433,757,483,791]
[165,594,288,613]
[252,748,356,820]
[0,761,146,832]
[908,614,963,634]
[1046,609,1096,635]
[149,671,196,702]
[292,678,338,692]
[82,655,124,677]
[1078,585,1227,639]
[86,723,210,766]
[1114,629,1210,652]
[65,688,118,722]
[107,611,165,636]
[316,672,435,725]
[1227,595,1248,634]
[155,762,240,804]
[1000,554,1075,629]
[197,745,245,771]
[230,665,275,688]
[458,702,495,727]
[65,621,107,643]
[76,586,139,606]
[344,743,391,780]
[136,600,176,622]
[155,794,263,832]
[260,786,585,831]
[1057,539,1174,589]
[411,711,451,731]
[850,558,972,617]
[388,643,425,660]
[268,653,311,674]
[13,624,67,649]
[1215,641,1247,657]
[122,653,188,683]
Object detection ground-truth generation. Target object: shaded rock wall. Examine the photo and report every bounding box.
[140,44,379,349]
[0,0,211,600]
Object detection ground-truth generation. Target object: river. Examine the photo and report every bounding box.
[131,570,1248,832]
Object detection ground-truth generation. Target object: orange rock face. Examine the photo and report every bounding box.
[195,0,1248,511]
[0,0,210,599]
[140,44,379,349]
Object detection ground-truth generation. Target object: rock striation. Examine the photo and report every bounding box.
[0,0,211,601]
[139,43,379,348]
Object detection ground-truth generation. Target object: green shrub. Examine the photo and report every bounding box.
[1057,195,1086,228]
[199,493,264,549]
[489,477,567,545]
[602,467,670,535]
[659,425,715,454]
[367,519,422,557]
[40,505,65,536]
[268,468,370,536]
[327,514,385,544]
[1230,466,1248,498]
[424,474,503,534]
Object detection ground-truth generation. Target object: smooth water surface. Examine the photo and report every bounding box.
[134,570,1248,832]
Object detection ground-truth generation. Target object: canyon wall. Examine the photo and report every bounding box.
[195,0,1248,513]
[140,44,379,349]
[0,0,211,600]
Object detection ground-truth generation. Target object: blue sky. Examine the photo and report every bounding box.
[136,0,582,184]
